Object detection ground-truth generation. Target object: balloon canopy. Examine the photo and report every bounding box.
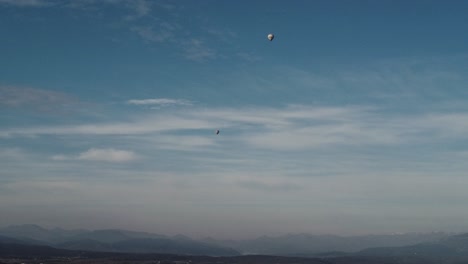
[267,33,274,41]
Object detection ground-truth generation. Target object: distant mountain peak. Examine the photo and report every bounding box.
[173,234,192,241]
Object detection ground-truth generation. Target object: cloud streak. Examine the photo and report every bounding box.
[52,148,137,163]
[78,148,137,162]
[3,104,468,151]
[236,180,303,192]
[0,0,52,7]
[127,98,192,106]
[0,86,74,110]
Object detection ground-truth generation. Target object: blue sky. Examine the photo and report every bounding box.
[1,0,468,239]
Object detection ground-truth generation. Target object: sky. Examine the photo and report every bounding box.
[1,0,468,240]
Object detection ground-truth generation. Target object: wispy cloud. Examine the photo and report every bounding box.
[204,27,237,42]
[4,104,468,151]
[0,0,53,7]
[0,148,25,160]
[0,116,215,137]
[0,86,75,111]
[133,30,218,61]
[50,154,69,161]
[127,98,192,106]
[64,0,152,17]
[3,0,223,62]
[129,0,150,17]
[237,52,262,62]
[138,135,216,151]
[131,25,175,43]
[7,180,81,191]
[236,179,303,192]
[182,39,217,61]
[0,0,156,19]
[53,148,137,163]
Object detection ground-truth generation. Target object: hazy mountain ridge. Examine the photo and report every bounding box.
[0,224,458,257]
[203,232,452,255]
[0,225,239,256]
[0,242,446,264]
[69,229,168,243]
[0,235,32,245]
[57,237,240,255]
[357,233,468,257]
[0,224,87,244]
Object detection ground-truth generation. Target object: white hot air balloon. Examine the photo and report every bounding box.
[267,33,274,41]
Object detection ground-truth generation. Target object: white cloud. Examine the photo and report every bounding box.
[51,148,137,163]
[141,135,216,151]
[77,148,137,162]
[127,98,192,106]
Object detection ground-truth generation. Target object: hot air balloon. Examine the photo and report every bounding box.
[267,33,274,41]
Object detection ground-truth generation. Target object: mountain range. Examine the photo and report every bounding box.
[0,224,455,257]
[0,224,238,256]
[203,232,451,255]
[4,225,468,263]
